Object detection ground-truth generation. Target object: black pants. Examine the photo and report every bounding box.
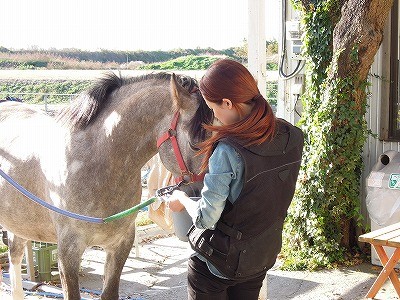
[187,256,266,300]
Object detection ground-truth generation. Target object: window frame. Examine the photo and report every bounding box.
[387,0,400,140]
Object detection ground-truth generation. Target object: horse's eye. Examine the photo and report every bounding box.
[189,142,200,151]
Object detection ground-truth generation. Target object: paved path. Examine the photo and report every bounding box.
[1,227,400,299]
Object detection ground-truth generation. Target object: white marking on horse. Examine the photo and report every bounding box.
[104,111,121,137]
[69,160,83,174]
[49,190,62,206]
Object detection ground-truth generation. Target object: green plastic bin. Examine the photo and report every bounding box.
[31,242,58,282]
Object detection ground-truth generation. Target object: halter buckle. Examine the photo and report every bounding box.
[180,171,195,184]
[168,128,177,137]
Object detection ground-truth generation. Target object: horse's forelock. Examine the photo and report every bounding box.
[169,74,212,144]
[189,93,213,145]
[170,74,212,145]
[176,75,198,94]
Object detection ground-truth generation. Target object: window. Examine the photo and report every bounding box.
[388,0,400,140]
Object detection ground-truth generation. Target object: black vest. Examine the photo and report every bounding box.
[188,119,304,279]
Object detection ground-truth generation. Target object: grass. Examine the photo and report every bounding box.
[0,244,7,254]
[136,211,154,227]
[0,79,92,104]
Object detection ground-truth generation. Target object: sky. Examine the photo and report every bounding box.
[0,0,280,51]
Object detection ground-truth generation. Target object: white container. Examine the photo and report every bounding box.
[172,197,200,241]
[366,150,400,267]
[370,219,400,268]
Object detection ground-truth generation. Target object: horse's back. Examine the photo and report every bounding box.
[0,101,67,165]
[0,101,64,241]
[1,101,54,137]
[0,101,46,120]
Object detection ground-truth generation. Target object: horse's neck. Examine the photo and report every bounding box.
[70,97,168,173]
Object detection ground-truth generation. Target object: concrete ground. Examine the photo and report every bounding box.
[1,225,400,299]
[79,231,400,300]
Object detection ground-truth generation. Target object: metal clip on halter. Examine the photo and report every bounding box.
[155,181,184,198]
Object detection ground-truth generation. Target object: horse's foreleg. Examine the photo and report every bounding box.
[57,235,86,300]
[7,232,27,300]
[101,232,136,300]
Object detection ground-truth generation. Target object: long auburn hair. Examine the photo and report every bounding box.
[198,59,276,171]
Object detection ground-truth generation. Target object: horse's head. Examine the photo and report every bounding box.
[57,71,212,196]
[157,73,212,196]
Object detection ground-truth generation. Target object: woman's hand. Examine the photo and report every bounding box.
[166,190,187,212]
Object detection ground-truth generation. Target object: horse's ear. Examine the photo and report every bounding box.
[170,73,190,111]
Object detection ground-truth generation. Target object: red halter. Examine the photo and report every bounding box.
[157,111,205,184]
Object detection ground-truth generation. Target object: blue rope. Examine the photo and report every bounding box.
[0,168,174,224]
[3,273,143,299]
[23,290,66,299]
[0,168,104,223]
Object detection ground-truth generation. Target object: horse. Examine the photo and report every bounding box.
[0,72,212,300]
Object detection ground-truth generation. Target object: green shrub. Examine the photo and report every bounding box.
[25,60,48,68]
[266,62,278,70]
[0,244,7,254]
[266,81,278,106]
[140,55,222,70]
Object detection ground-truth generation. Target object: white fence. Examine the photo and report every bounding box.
[0,92,74,115]
[0,70,278,113]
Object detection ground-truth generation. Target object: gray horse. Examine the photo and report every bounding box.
[0,72,211,299]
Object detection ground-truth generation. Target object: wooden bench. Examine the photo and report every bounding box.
[359,222,400,298]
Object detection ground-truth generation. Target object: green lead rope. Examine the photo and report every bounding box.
[103,197,158,223]
[103,183,182,223]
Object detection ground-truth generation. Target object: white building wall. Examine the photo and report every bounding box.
[362,18,400,224]
[248,0,267,97]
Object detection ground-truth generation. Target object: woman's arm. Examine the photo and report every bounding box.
[167,142,242,229]
[168,190,197,215]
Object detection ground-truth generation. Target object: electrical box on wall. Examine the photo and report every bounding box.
[278,0,306,122]
[286,20,304,60]
[291,74,304,96]
[286,20,302,40]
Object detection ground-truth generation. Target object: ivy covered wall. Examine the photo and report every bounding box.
[282,0,394,269]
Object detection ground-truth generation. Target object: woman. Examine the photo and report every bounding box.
[168,59,303,300]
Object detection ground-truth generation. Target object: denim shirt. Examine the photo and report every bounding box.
[187,141,244,278]
[194,142,244,228]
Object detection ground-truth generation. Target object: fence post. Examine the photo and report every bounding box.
[44,95,48,113]
[24,241,35,281]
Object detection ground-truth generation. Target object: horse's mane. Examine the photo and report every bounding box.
[57,72,211,139]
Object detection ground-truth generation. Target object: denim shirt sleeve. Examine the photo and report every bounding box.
[193,142,243,229]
